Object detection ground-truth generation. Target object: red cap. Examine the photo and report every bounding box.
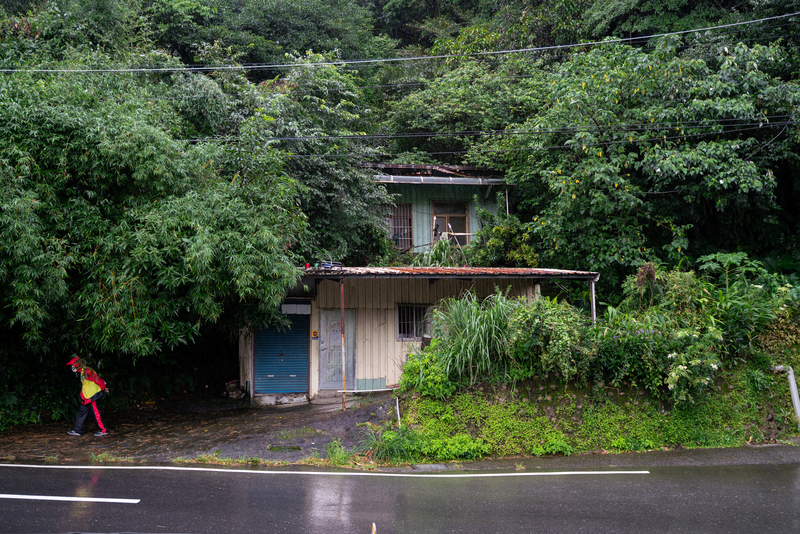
[66,356,79,366]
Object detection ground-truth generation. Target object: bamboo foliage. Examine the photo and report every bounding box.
[433,290,522,384]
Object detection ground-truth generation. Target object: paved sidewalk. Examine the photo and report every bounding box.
[0,395,397,465]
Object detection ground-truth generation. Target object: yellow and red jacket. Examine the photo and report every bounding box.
[67,357,107,404]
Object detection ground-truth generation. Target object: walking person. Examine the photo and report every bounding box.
[66,355,109,437]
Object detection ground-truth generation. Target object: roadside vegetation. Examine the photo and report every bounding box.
[1,1,799,436]
[358,254,800,464]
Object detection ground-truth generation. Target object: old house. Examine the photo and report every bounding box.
[370,164,507,250]
[238,266,599,406]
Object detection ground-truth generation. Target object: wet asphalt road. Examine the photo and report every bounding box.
[2,446,800,534]
[3,397,800,533]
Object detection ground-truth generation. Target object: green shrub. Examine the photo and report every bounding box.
[357,424,421,463]
[399,257,796,410]
[663,343,721,403]
[432,289,522,384]
[420,433,491,461]
[697,253,788,360]
[399,340,458,400]
[530,431,575,457]
[507,296,593,382]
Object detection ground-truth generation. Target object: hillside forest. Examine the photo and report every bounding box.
[1,0,799,431]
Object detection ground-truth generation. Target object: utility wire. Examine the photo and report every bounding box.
[0,12,796,74]
[175,117,794,145]
[17,28,796,101]
[279,123,798,159]
[243,118,795,143]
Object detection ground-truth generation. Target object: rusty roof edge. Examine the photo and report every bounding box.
[304,267,600,282]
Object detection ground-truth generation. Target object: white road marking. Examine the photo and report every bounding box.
[0,463,649,478]
[0,493,139,504]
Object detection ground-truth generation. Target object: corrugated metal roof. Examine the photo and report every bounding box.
[376,175,506,185]
[304,266,599,282]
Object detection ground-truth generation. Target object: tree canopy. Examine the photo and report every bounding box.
[1,0,799,422]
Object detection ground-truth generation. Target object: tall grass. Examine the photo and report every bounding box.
[433,290,522,384]
[411,238,467,267]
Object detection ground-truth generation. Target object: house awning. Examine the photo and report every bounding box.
[376,175,505,186]
[304,266,599,282]
[365,163,505,186]
[302,266,601,323]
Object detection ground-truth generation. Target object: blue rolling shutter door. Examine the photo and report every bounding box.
[254,314,309,394]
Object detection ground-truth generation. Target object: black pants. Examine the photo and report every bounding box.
[73,391,107,434]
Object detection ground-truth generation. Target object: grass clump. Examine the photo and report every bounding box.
[89,452,133,463]
[433,290,522,385]
[172,451,276,466]
[325,440,352,466]
[274,426,322,441]
[358,423,422,463]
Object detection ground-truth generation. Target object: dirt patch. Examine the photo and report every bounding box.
[0,396,398,464]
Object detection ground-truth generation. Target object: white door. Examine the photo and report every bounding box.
[319,309,355,390]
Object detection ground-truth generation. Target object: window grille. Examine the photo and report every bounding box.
[397,305,430,340]
[387,204,413,250]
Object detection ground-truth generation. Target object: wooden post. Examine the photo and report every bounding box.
[340,277,346,411]
[590,280,597,324]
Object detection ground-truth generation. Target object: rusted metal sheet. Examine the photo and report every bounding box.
[304,266,600,281]
[375,175,506,185]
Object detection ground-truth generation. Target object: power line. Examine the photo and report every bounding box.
[11,28,793,102]
[280,122,798,159]
[0,12,796,74]
[175,117,794,144]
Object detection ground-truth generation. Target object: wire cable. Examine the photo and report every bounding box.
[278,122,798,159]
[0,12,796,74]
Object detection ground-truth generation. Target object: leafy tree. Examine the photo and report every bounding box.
[468,36,800,293]
[582,0,734,38]
[0,0,46,14]
[387,57,547,163]
[254,53,394,265]
[152,0,392,72]
[146,0,216,62]
[0,18,306,361]
[469,210,539,268]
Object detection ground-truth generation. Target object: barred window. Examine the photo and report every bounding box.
[397,305,430,340]
[387,204,413,250]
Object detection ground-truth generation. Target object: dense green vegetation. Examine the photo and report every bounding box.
[1,0,799,431]
[363,255,800,462]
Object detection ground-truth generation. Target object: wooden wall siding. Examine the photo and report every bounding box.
[312,277,541,389]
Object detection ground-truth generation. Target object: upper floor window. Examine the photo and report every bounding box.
[432,201,468,246]
[387,203,413,250]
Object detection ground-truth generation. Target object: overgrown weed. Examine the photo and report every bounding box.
[89,452,134,463]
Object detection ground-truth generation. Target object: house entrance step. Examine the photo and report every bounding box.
[310,392,356,405]
[310,399,363,413]
[314,389,349,399]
